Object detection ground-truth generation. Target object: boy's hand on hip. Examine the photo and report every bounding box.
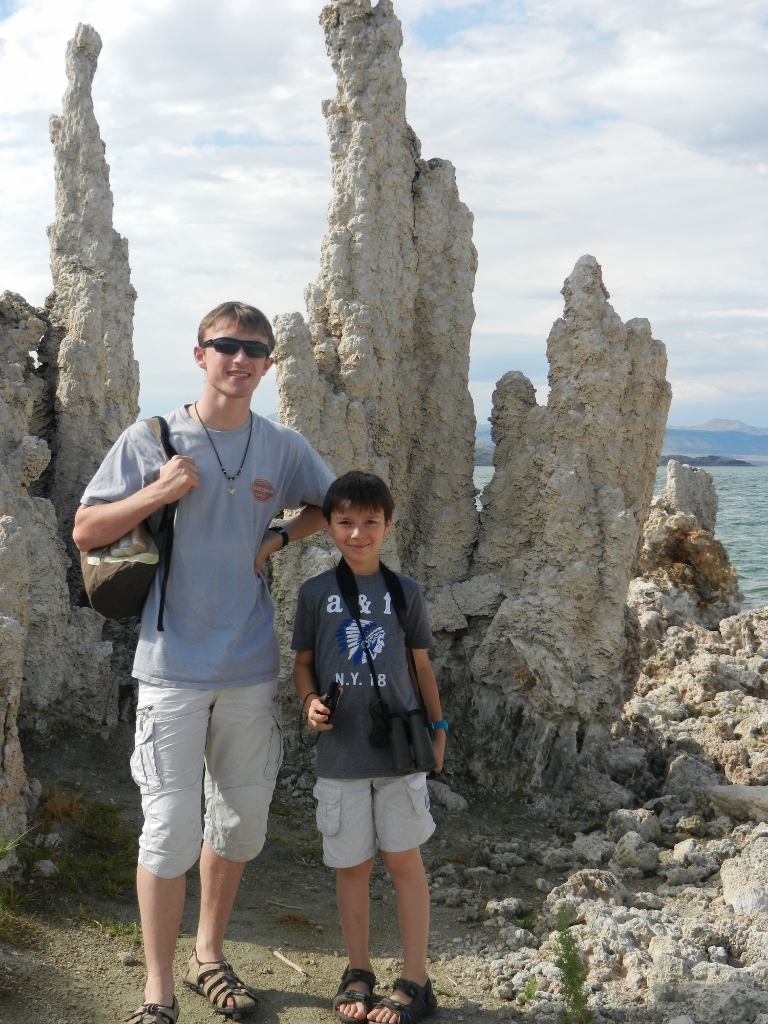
[157,455,199,502]
[254,530,283,573]
[307,696,333,731]
[432,728,446,772]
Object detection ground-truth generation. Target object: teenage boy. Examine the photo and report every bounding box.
[292,471,448,1024]
[73,302,335,1024]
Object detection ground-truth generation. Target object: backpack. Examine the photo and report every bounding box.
[80,417,177,630]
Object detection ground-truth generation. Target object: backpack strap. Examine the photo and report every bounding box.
[144,416,178,632]
[379,561,425,709]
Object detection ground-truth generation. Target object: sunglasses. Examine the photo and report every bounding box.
[201,337,272,360]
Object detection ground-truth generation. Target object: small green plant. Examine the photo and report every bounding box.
[76,905,142,945]
[0,828,38,947]
[38,790,137,899]
[270,801,296,817]
[517,977,538,1004]
[514,913,538,931]
[552,904,594,1024]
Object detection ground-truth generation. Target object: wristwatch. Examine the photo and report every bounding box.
[268,525,290,548]
[428,720,449,733]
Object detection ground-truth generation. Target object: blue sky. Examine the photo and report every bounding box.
[0,0,766,427]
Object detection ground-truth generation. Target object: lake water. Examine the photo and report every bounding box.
[473,465,768,611]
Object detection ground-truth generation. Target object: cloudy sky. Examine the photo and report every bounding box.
[1,0,766,428]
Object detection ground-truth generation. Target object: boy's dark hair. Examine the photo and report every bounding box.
[198,301,275,352]
[323,471,395,522]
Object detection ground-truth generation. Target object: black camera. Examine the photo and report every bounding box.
[323,680,343,718]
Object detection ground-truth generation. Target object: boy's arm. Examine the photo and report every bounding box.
[254,504,326,572]
[73,456,199,551]
[412,648,446,773]
[293,649,333,731]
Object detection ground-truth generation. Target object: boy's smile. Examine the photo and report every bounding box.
[326,505,392,575]
[194,320,274,402]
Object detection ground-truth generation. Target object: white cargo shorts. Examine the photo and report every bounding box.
[131,678,282,878]
[313,773,435,869]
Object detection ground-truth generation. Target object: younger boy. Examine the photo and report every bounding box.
[292,471,447,1024]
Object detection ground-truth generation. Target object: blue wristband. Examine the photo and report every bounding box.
[428,719,449,733]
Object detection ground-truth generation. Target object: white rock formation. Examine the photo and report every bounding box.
[0,25,137,839]
[274,0,477,589]
[659,459,718,534]
[630,459,741,632]
[452,256,671,793]
[0,293,113,841]
[43,23,138,579]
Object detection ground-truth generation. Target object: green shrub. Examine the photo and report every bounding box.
[518,976,538,1004]
[552,904,594,1024]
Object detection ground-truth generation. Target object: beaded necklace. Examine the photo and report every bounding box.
[194,403,253,494]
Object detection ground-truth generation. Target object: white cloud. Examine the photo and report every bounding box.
[0,0,765,427]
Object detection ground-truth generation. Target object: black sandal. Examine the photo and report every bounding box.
[332,966,377,1023]
[370,978,437,1024]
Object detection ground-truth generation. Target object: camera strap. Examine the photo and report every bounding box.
[334,558,426,711]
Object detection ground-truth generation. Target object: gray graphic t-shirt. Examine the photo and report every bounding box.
[81,407,335,688]
[291,566,434,779]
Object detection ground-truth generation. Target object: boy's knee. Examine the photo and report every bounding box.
[382,846,425,879]
[138,788,203,878]
[204,781,273,861]
[337,856,375,881]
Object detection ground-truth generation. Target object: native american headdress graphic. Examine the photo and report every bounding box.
[336,619,386,665]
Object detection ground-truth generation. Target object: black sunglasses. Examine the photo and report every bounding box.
[201,337,272,360]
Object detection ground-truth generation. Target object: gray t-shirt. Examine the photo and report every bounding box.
[81,407,335,688]
[291,566,434,779]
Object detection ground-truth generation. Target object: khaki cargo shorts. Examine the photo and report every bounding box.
[313,772,435,869]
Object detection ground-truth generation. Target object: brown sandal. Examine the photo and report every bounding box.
[183,948,259,1017]
[124,996,179,1024]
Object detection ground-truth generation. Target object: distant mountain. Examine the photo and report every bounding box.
[667,419,768,435]
[692,419,768,435]
[663,430,768,457]
[474,420,768,465]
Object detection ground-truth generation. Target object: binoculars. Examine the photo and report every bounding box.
[370,701,437,775]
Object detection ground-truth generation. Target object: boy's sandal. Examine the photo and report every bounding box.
[125,996,179,1024]
[370,978,437,1024]
[333,966,377,1023]
[183,948,259,1017]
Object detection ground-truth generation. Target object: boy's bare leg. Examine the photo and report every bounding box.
[137,866,186,1006]
[367,848,430,1023]
[195,842,246,962]
[336,857,375,1020]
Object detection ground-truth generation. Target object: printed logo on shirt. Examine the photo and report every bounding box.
[336,619,386,665]
[251,478,276,502]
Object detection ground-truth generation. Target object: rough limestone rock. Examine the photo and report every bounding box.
[659,459,718,534]
[0,25,136,803]
[710,783,768,823]
[613,830,660,873]
[0,294,113,742]
[274,0,477,592]
[621,603,768,806]
[458,256,670,790]
[43,23,139,585]
[0,295,46,840]
[631,461,741,631]
[721,838,768,914]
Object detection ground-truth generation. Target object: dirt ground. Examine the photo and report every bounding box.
[0,723,575,1024]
